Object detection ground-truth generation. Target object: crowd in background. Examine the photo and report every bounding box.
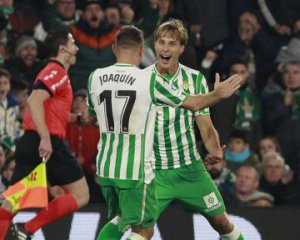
[0,0,300,207]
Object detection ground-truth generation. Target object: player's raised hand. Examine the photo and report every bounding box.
[214,73,242,99]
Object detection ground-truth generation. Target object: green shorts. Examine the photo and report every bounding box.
[155,162,225,218]
[101,179,157,232]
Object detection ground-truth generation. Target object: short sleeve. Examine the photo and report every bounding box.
[87,70,96,115]
[37,67,66,95]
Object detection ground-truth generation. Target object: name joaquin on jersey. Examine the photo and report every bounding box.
[98,74,136,86]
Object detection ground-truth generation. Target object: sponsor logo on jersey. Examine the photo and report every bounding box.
[44,70,58,81]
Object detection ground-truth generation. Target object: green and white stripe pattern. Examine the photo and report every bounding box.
[147,64,210,170]
[87,64,187,186]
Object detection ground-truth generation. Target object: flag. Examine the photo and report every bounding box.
[2,163,48,212]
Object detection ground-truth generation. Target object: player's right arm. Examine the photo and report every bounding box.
[152,72,242,111]
[181,73,242,111]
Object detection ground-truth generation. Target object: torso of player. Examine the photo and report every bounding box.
[149,63,209,170]
[23,61,73,139]
[89,64,156,187]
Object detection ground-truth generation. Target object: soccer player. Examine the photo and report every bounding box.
[0,29,90,240]
[146,19,245,240]
[88,25,241,240]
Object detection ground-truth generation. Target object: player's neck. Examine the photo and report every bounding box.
[117,57,139,67]
[155,62,179,76]
[51,56,70,71]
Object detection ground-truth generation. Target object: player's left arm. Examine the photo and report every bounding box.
[195,114,225,165]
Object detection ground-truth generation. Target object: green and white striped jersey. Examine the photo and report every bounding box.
[146,63,210,170]
[87,64,188,188]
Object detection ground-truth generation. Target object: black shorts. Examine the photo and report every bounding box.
[11,131,84,186]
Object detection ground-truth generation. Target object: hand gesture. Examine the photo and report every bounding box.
[204,145,226,165]
[39,136,52,163]
[214,73,242,99]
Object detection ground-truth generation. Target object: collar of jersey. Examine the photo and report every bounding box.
[153,63,181,83]
[114,63,137,68]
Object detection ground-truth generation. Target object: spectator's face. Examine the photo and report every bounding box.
[228,138,248,153]
[0,145,5,170]
[105,7,120,25]
[2,160,15,181]
[0,0,13,8]
[15,89,29,107]
[263,157,285,184]
[19,45,37,67]
[63,33,78,66]
[155,33,184,74]
[293,19,300,35]
[283,64,300,90]
[158,0,170,16]
[83,4,104,29]
[0,76,10,100]
[57,0,76,20]
[229,63,249,85]
[235,167,259,194]
[72,96,87,113]
[259,138,277,157]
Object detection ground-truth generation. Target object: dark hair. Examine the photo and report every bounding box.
[115,25,144,49]
[229,58,248,69]
[229,130,249,143]
[44,28,70,57]
[0,68,11,80]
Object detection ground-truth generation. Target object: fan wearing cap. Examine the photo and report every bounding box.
[4,36,42,91]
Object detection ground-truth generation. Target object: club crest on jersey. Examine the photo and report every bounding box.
[183,81,189,91]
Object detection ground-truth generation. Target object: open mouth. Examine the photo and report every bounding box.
[160,54,171,63]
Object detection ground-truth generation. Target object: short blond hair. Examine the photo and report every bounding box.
[154,19,188,46]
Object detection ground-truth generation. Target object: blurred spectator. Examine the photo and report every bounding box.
[222,165,274,207]
[257,136,281,162]
[206,159,236,194]
[36,0,80,41]
[210,59,261,148]
[4,35,43,91]
[257,0,300,36]
[69,0,119,91]
[224,130,258,172]
[0,156,15,189]
[175,0,229,49]
[211,11,281,92]
[0,68,22,149]
[117,0,134,24]
[10,80,28,121]
[260,152,300,205]
[261,61,300,177]
[275,20,300,70]
[66,89,100,175]
[105,1,121,26]
[0,144,5,172]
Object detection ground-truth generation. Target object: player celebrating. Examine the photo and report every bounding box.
[90,25,242,240]
[146,19,245,240]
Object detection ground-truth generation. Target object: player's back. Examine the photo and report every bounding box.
[88,64,155,188]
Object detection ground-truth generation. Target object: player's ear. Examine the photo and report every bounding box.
[112,44,117,56]
[179,45,185,55]
[139,46,144,58]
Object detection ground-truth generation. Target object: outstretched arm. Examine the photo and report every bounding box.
[181,73,242,111]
